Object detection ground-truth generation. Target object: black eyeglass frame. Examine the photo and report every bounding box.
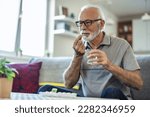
[75,19,102,27]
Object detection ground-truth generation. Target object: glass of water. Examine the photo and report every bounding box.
[85,49,98,65]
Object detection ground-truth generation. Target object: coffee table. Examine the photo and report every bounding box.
[10,92,103,100]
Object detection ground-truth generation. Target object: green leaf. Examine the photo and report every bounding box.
[0,58,16,80]
[0,70,4,74]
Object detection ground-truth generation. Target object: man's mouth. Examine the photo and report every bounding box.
[82,33,90,37]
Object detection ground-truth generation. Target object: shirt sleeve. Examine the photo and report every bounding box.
[122,44,140,70]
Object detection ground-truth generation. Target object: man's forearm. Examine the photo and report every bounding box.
[63,55,83,88]
[105,61,143,90]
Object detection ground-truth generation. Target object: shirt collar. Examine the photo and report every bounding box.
[100,32,111,46]
[85,32,111,49]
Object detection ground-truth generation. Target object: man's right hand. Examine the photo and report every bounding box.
[73,35,85,56]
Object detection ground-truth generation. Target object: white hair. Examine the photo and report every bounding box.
[79,4,105,21]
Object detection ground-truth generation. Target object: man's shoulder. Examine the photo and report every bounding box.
[110,35,126,42]
[109,35,129,46]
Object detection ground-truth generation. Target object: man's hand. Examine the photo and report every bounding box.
[73,35,85,56]
[87,49,111,68]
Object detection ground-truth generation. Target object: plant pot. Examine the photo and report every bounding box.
[0,77,13,99]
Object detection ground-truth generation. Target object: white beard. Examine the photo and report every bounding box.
[82,29,101,42]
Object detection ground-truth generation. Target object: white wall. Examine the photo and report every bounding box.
[99,5,118,36]
[53,35,75,57]
[133,19,150,53]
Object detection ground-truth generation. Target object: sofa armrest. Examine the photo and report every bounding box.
[131,55,150,100]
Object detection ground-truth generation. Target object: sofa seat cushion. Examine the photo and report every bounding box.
[8,62,42,93]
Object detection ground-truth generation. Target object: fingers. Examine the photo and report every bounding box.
[73,35,85,55]
[73,35,82,47]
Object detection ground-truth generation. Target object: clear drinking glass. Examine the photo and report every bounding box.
[84,48,103,69]
[85,49,98,65]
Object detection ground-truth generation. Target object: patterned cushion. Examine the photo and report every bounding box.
[8,62,42,93]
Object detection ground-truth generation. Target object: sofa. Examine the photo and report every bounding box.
[29,55,150,100]
[132,55,150,100]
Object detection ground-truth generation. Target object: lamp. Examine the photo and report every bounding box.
[141,13,150,21]
[141,0,150,21]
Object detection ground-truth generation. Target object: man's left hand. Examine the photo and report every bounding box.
[87,49,112,69]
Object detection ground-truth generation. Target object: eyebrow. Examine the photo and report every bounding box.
[79,19,95,21]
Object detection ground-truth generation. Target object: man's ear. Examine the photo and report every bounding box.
[100,20,105,29]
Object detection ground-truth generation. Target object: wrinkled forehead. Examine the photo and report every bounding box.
[78,7,101,20]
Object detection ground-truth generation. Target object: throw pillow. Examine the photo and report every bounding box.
[8,62,42,93]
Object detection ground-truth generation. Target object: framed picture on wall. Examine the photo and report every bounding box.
[59,6,68,16]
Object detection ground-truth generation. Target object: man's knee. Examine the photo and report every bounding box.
[38,85,55,93]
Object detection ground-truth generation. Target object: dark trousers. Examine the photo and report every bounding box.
[101,87,128,100]
[38,85,83,97]
[38,85,127,100]
[38,85,73,93]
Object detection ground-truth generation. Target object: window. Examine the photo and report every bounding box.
[20,0,46,56]
[0,0,47,57]
[0,0,20,52]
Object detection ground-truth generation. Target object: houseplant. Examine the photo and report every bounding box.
[0,58,17,98]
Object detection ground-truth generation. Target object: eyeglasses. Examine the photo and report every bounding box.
[75,19,102,27]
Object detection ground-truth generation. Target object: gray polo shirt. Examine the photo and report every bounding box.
[80,33,140,99]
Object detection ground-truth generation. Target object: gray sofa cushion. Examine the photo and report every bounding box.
[131,55,150,100]
[30,57,72,83]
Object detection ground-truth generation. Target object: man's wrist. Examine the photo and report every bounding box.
[74,50,84,57]
[73,54,83,59]
[104,60,113,71]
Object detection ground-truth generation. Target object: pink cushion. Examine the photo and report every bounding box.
[8,62,42,93]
